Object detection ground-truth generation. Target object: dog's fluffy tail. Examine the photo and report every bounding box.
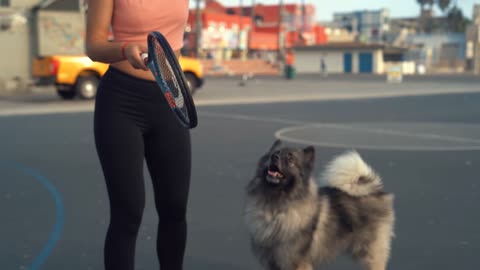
[322,150,383,196]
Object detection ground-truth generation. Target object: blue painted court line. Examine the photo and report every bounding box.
[3,163,65,270]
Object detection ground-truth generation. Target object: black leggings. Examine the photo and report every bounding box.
[94,67,191,270]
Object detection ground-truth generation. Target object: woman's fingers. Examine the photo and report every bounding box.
[126,43,149,71]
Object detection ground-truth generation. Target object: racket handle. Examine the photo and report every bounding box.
[141,53,148,65]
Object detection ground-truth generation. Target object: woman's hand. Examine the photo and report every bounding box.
[124,43,149,71]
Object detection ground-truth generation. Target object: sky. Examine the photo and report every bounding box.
[218,0,477,21]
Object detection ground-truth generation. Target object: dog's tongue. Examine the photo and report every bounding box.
[268,170,282,178]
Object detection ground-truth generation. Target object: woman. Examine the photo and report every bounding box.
[85,1,191,270]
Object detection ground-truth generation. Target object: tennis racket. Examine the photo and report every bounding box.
[141,31,198,129]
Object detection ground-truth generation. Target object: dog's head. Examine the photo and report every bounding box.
[259,140,316,188]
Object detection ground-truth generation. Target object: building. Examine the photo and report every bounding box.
[389,14,450,36]
[293,42,387,74]
[244,2,325,47]
[184,7,252,59]
[333,9,390,43]
[0,0,47,91]
[318,21,356,43]
[0,0,94,93]
[184,0,327,60]
[466,4,480,74]
[404,33,466,71]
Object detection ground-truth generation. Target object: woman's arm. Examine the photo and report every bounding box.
[85,0,147,70]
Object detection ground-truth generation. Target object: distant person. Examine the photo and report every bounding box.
[285,48,295,79]
[85,1,192,270]
[286,48,295,66]
[321,57,328,77]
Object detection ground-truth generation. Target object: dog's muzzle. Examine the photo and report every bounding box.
[266,164,285,184]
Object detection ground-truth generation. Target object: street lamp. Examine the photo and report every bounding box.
[278,0,284,65]
[238,0,243,52]
[249,0,256,53]
[251,0,256,24]
[195,0,202,58]
[300,0,305,45]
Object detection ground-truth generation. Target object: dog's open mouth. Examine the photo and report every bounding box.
[266,164,285,184]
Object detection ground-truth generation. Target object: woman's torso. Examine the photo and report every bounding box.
[110,0,189,81]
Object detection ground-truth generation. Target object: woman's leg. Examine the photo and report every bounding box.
[94,79,147,270]
[144,117,191,270]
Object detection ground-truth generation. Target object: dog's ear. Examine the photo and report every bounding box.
[303,146,315,168]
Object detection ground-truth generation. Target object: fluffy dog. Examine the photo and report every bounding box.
[244,140,395,270]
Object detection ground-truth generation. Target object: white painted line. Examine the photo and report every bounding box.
[194,87,480,106]
[200,112,480,151]
[274,134,480,151]
[0,104,94,117]
[200,111,309,125]
[275,124,480,151]
[1,86,480,117]
[276,123,480,144]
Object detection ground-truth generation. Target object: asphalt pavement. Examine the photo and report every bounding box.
[1,75,479,270]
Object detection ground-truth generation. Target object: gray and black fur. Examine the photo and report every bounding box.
[244,140,395,270]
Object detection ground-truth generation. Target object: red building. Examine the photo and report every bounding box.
[184,1,327,58]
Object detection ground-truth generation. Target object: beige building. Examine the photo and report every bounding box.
[293,43,386,74]
[318,21,356,43]
[0,1,38,91]
[466,4,480,74]
[0,0,83,92]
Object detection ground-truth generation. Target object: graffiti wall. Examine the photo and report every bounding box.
[37,10,86,56]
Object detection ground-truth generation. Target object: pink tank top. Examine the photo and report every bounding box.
[111,0,189,50]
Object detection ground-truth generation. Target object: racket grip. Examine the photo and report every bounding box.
[141,53,148,65]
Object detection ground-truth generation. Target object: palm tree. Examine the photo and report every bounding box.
[437,0,451,30]
[417,0,434,32]
[417,0,434,11]
[446,5,469,32]
[437,0,451,14]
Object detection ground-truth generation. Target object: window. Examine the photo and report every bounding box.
[0,0,10,7]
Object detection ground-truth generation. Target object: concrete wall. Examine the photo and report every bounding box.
[5,0,80,8]
[38,10,86,56]
[9,0,39,8]
[295,48,384,74]
[295,51,343,73]
[0,3,85,92]
[0,22,31,92]
[333,9,389,42]
[406,33,466,65]
[373,49,384,74]
[352,52,359,73]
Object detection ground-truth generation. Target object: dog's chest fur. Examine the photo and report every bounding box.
[245,180,319,243]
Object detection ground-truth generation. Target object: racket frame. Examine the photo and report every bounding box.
[142,31,198,129]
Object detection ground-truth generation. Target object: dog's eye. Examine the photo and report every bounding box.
[287,153,295,164]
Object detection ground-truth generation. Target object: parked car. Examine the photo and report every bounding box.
[32,55,204,100]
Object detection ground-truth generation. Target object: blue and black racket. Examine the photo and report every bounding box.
[141,31,198,129]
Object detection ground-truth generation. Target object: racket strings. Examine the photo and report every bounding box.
[154,42,186,109]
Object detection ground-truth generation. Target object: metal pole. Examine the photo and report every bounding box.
[250,0,256,24]
[278,0,284,66]
[195,0,202,58]
[249,0,256,53]
[301,0,305,44]
[238,0,243,53]
[475,25,480,75]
